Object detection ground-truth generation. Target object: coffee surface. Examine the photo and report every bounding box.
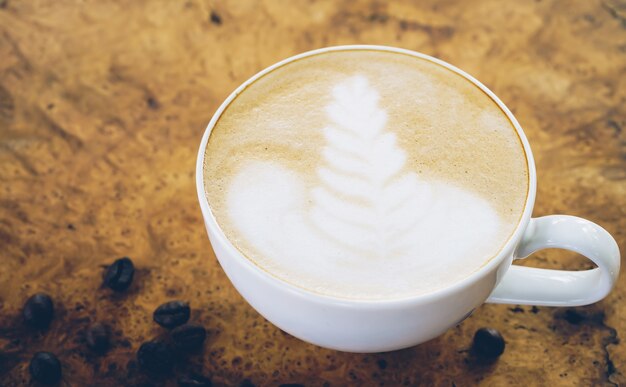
[203,49,529,300]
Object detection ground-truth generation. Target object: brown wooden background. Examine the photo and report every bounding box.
[1,0,625,385]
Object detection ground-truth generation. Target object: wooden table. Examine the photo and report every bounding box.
[1,1,625,385]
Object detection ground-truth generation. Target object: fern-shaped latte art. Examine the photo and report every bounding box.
[226,75,501,298]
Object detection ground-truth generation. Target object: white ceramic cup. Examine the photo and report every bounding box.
[195,45,621,353]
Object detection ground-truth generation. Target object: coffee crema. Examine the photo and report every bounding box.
[203,49,529,300]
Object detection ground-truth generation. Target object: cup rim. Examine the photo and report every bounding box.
[195,44,537,307]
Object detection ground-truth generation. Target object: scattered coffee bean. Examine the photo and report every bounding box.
[171,324,207,352]
[103,257,135,291]
[23,293,54,329]
[153,300,190,329]
[279,384,305,387]
[29,352,62,385]
[178,373,213,387]
[210,11,222,25]
[137,340,174,374]
[86,323,110,353]
[472,327,505,359]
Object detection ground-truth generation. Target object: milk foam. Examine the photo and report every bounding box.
[204,49,529,300]
[224,76,502,299]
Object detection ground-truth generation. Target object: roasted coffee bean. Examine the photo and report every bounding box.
[153,300,190,329]
[472,327,505,359]
[103,257,135,291]
[29,352,62,385]
[23,293,54,329]
[137,340,174,374]
[171,324,207,352]
[209,11,222,25]
[178,373,213,387]
[86,323,110,353]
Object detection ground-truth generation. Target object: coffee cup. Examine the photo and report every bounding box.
[195,45,620,352]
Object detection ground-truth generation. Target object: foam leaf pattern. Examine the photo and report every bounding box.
[311,76,430,256]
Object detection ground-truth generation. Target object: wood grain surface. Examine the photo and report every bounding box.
[1,0,625,385]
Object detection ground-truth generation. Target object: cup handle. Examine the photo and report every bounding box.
[487,215,620,306]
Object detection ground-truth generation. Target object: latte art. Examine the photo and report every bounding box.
[204,50,528,299]
[310,76,498,258]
